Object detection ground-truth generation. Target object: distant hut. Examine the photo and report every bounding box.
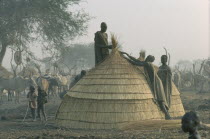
[56,49,185,129]
[0,66,13,79]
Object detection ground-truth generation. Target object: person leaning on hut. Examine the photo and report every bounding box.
[59,70,87,99]
[94,22,112,65]
[27,85,38,121]
[69,70,86,90]
[157,55,172,109]
[37,86,48,121]
[121,52,171,119]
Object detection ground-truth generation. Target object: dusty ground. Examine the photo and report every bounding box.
[0,91,210,139]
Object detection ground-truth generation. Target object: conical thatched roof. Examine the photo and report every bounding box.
[69,53,157,100]
[169,83,185,117]
[56,49,185,130]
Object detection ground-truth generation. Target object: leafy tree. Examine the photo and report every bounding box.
[40,43,94,75]
[61,43,95,68]
[176,60,193,71]
[0,0,90,66]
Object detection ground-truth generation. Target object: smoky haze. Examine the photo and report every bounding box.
[3,0,209,68]
[77,0,209,66]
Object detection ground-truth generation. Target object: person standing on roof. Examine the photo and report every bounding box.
[94,22,112,66]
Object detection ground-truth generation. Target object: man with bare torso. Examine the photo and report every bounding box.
[158,55,172,111]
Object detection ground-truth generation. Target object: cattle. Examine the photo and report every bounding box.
[35,76,49,93]
[0,76,37,103]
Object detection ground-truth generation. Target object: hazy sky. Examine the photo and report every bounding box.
[77,0,209,65]
[3,0,209,68]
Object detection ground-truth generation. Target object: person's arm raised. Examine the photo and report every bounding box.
[122,55,145,66]
[120,51,139,63]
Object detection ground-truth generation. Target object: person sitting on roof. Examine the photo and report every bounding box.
[121,52,171,119]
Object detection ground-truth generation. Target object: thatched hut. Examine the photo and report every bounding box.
[0,66,13,79]
[56,48,185,129]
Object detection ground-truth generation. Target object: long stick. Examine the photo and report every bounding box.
[163,47,170,65]
[22,103,29,122]
[163,47,168,56]
[168,53,171,66]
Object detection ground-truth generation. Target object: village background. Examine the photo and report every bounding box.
[0,0,210,139]
[2,0,210,71]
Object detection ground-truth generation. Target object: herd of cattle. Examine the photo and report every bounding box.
[0,70,72,103]
[1,60,210,104]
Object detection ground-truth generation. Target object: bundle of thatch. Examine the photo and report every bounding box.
[56,37,185,130]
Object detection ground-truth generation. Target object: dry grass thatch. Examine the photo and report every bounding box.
[56,51,165,129]
[111,34,118,50]
[168,83,185,117]
[56,36,185,129]
[137,65,185,118]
